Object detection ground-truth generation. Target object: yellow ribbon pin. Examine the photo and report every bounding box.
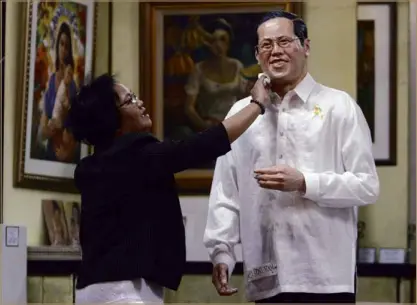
[313,104,324,119]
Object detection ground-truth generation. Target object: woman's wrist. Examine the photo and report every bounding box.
[250,99,265,114]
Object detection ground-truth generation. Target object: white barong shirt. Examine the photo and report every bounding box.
[203,73,379,301]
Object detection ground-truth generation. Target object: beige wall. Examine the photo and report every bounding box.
[3,0,413,302]
[5,1,409,247]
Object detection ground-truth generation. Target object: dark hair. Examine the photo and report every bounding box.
[257,10,308,45]
[206,18,234,40]
[67,73,120,148]
[55,22,75,71]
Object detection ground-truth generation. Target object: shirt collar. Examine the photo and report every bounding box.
[293,73,317,103]
[271,73,317,104]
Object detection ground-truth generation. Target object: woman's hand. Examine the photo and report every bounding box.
[250,75,271,107]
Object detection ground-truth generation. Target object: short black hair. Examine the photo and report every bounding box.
[68,73,120,148]
[257,10,308,45]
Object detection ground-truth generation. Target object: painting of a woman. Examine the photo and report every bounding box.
[15,0,95,193]
[162,14,269,144]
[42,199,69,246]
[163,15,263,169]
[37,21,80,163]
[184,18,247,133]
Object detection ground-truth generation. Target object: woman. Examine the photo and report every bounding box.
[38,22,80,163]
[184,18,248,133]
[69,73,271,304]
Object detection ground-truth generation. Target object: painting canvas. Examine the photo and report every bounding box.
[140,2,303,193]
[42,199,69,246]
[357,20,375,141]
[163,14,267,148]
[63,201,81,247]
[15,1,97,193]
[357,3,397,165]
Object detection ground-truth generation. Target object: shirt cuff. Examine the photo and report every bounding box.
[302,172,320,202]
[212,251,236,280]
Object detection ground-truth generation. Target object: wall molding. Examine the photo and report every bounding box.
[27,246,416,278]
[26,246,415,302]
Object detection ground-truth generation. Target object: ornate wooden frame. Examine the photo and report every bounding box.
[14,1,98,193]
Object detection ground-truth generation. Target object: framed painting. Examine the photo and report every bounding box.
[14,1,97,193]
[63,201,81,247]
[357,2,397,166]
[140,2,303,194]
[42,199,69,246]
[0,0,5,222]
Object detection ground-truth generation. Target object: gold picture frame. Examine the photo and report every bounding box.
[139,2,303,194]
[14,1,98,193]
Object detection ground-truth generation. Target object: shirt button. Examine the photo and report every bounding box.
[279,154,283,159]
[280,131,284,136]
[282,108,286,112]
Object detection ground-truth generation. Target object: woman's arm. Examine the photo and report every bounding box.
[144,94,267,174]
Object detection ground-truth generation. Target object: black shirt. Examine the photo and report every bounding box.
[74,124,231,291]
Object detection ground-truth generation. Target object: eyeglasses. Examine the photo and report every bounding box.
[118,92,139,108]
[256,37,299,53]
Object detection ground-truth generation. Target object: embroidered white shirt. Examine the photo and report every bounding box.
[203,73,379,301]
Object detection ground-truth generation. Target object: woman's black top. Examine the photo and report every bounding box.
[74,124,231,291]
